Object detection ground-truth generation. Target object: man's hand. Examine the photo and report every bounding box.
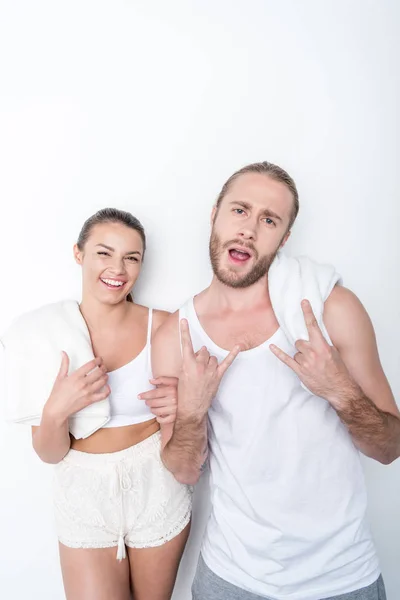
[269,299,357,408]
[178,319,241,420]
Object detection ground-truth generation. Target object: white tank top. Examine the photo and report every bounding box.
[180,298,379,600]
[103,308,155,428]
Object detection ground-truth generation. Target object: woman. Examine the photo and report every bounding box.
[31,208,192,600]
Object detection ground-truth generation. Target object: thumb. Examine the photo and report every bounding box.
[57,351,70,379]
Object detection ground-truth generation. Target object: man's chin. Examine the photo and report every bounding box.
[213,269,254,289]
[212,258,271,288]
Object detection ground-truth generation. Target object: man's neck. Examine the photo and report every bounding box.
[200,275,272,313]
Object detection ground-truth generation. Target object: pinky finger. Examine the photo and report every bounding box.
[156,415,175,424]
[90,387,111,403]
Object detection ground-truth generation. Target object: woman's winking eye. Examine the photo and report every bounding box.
[97,251,139,262]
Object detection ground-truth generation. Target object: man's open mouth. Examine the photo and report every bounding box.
[228,247,252,263]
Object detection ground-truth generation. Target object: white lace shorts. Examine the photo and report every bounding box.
[53,431,192,559]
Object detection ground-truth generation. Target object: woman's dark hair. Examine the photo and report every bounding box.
[77,208,146,303]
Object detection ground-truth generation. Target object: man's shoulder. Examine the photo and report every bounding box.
[324,285,372,349]
[153,310,180,346]
[325,284,365,316]
[151,310,182,375]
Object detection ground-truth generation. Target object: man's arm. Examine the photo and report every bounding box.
[323,286,400,464]
[152,313,240,485]
[270,287,400,465]
[151,312,208,485]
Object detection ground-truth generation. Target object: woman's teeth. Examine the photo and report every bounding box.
[101,278,124,287]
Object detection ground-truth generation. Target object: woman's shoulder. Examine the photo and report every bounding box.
[129,303,170,334]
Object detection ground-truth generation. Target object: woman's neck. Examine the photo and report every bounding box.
[79,296,132,333]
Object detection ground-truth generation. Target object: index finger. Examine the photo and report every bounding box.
[301,300,324,343]
[76,356,103,377]
[217,345,241,379]
[149,376,178,387]
[180,319,195,360]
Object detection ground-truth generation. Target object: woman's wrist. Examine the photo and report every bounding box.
[42,401,70,428]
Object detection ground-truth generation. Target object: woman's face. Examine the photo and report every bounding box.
[74,222,144,305]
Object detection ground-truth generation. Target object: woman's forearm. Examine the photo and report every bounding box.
[32,407,71,464]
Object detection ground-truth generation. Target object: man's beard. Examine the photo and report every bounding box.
[209,231,278,289]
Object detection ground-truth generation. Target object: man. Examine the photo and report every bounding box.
[151,162,400,599]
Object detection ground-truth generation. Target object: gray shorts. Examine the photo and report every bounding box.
[192,554,387,600]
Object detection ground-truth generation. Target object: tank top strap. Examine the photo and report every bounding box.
[146,308,153,366]
[146,308,153,345]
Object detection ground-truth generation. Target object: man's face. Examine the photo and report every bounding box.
[210,173,293,288]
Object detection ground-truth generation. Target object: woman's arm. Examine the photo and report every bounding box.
[32,352,109,464]
[31,410,71,464]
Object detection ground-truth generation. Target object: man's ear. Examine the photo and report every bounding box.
[211,205,217,226]
[280,230,291,249]
[73,243,83,265]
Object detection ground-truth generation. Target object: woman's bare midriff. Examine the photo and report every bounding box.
[71,418,160,454]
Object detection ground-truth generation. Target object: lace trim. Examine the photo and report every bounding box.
[125,505,191,549]
[58,507,191,551]
[59,539,118,550]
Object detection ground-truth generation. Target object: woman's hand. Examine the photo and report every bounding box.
[139,376,178,424]
[44,352,110,423]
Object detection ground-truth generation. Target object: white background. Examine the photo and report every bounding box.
[0,1,399,598]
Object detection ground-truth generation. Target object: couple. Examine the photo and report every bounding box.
[4,161,399,600]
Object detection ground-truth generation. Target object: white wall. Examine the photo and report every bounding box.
[0,1,399,598]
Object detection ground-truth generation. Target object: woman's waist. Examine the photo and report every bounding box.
[70,418,159,455]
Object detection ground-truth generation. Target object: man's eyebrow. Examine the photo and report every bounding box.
[229,201,283,221]
[260,208,282,221]
[229,200,252,210]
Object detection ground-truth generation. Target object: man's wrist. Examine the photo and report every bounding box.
[175,408,207,427]
[327,380,363,413]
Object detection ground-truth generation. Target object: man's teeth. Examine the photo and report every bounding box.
[102,279,124,287]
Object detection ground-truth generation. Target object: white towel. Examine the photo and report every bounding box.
[0,300,110,439]
[269,251,342,346]
[1,254,341,439]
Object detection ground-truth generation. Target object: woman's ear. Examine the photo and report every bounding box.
[73,244,83,265]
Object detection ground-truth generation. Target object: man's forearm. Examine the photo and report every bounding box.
[333,387,400,464]
[162,414,208,485]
